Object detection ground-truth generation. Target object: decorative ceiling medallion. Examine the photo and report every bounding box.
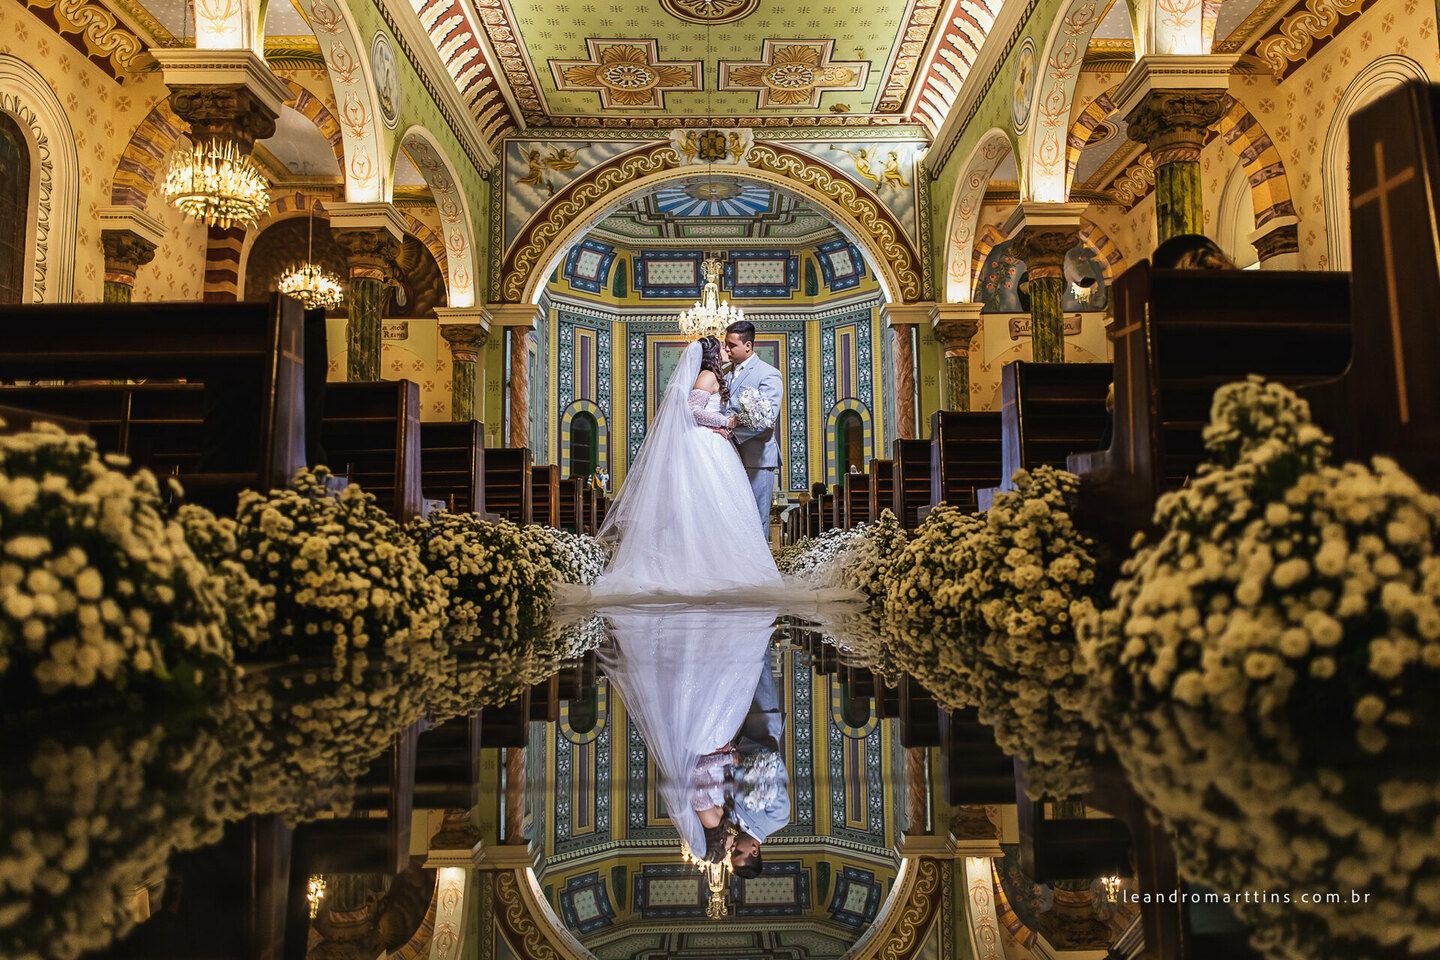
[371,30,400,129]
[721,40,869,109]
[654,180,772,216]
[670,127,754,165]
[552,40,702,109]
[1011,37,1036,134]
[658,0,761,24]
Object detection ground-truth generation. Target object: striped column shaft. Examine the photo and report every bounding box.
[202,225,246,302]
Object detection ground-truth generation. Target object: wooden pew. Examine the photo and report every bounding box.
[1301,81,1440,490]
[583,484,598,534]
[830,480,845,530]
[414,713,483,810]
[890,439,931,531]
[420,420,486,515]
[0,295,307,510]
[897,675,941,748]
[321,380,424,523]
[843,470,870,528]
[594,489,608,532]
[929,411,1002,513]
[1068,263,1350,555]
[484,447,533,525]
[0,404,87,435]
[531,464,561,528]
[557,476,586,534]
[939,708,1017,805]
[867,459,894,523]
[978,361,1111,510]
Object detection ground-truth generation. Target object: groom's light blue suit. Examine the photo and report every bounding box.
[725,353,783,538]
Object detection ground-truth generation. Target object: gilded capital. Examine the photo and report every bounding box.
[1010,227,1078,276]
[1124,90,1226,164]
[168,85,278,152]
[933,318,979,355]
[440,324,489,363]
[332,228,401,281]
[100,229,158,280]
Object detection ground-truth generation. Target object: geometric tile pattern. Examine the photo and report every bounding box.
[827,866,883,927]
[558,872,618,934]
[733,861,811,918]
[816,237,865,292]
[726,249,800,298]
[564,238,617,294]
[635,251,703,298]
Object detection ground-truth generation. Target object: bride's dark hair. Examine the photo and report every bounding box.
[698,336,730,406]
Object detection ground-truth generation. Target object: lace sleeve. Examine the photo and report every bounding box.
[688,389,730,428]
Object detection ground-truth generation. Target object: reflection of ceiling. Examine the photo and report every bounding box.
[591,180,842,246]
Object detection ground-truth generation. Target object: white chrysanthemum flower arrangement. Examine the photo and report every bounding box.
[526,526,607,587]
[883,468,1099,799]
[0,426,236,960]
[1079,377,1440,959]
[409,512,558,630]
[775,525,865,577]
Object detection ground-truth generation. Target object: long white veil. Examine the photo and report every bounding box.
[596,604,776,861]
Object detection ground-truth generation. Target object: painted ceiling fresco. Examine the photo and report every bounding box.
[590,181,841,245]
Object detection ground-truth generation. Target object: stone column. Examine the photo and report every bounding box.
[1004,203,1085,363]
[487,304,542,450]
[437,308,491,423]
[330,204,407,382]
[99,228,159,303]
[503,746,526,845]
[933,303,983,411]
[882,303,937,440]
[1115,55,1239,243]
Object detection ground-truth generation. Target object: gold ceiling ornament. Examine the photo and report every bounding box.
[553,40,702,109]
[161,138,270,229]
[658,0,760,24]
[680,841,734,920]
[722,40,869,109]
[677,257,742,341]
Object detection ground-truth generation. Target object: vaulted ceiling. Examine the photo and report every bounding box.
[591,179,842,245]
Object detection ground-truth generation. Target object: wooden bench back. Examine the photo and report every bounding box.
[419,420,486,515]
[930,411,1002,513]
[484,447,533,525]
[321,380,424,523]
[867,459,895,524]
[890,438,931,531]
[844,471,870,528]
[531,464,561,528]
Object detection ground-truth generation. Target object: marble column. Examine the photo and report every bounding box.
[100,230,158,303]
[1005,203,1085,364]
[508,325,531,450]
[330,204,406,383]
[1115,56,1239,244]
[503,746,526,845]
[933,303,983,411]
[882,303,937,441]
[437,312,490,424]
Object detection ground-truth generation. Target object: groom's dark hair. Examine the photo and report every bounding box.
[726,320,756,346]
[732,846,763,879]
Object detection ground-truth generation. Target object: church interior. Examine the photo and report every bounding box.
[1,0,1438,954]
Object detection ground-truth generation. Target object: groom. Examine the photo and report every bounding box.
[721,320,784,538]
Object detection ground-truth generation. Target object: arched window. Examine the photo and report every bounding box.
[571,410,598,479]
[838,409,864,475]
[0,112,29,304]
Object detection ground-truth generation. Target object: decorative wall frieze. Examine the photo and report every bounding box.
[1252,0,1377,80]
[22,0,146,81]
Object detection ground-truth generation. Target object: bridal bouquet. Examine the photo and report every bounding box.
[733,748,783,815]
[733,387,776,431]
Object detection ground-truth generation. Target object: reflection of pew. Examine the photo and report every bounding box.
[978,361,1111,510]
[420,420,486,515]
[929,411,1002,513]
[867,458,894,524]
[843,470,870,528]
[897,675,940,747]
[0,295,307,510]
[414,714,482,809]
[890,439,930,531]
[483,448,533,525]
[1015,769,1132,883]
[1302,82,1440,490]
[529,674,560,723]
[481,689,531,748]
[939,708,1017,805]
[531,465,561,528]
[0,404,87,435]
[1068,263,1350,554]
[322,381,424,523]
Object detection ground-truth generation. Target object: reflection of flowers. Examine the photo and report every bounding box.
[734,748,782,813]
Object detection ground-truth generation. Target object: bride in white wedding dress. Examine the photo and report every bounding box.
[578,336,784,603]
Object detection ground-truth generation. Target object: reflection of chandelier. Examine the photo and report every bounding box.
[161,138,270,229]
[681,841,732,920]
[306,875,327,918]
[1101,875,1122,903]
[278,197,345,309]
[677,257,742,341]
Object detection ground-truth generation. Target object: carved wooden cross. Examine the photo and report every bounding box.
[1352,139,1416,422]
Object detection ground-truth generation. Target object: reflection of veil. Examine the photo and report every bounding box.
[596,605,776,859]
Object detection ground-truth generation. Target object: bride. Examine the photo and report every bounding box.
[582,335,783,602]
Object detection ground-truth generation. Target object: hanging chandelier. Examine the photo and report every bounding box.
[677,257,742,341]
[681,841,733,920]
[161,138,270,229]
[278,197,345,309]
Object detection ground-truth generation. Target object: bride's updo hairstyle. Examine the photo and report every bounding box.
[698,336,731,406]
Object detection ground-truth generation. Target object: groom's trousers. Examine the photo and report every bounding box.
[748,466,776,540]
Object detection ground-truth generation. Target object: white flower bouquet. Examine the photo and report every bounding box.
[733,387,776,431]
[734,747,783,814]
[409,512,557,631]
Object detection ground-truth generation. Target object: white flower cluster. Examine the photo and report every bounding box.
[0,426,236,702]
[733,386,776,430]
[409,512,557,631]
[826,509,908,601]
[1079,378,1440,958]
[525,526,607,586]
[734,747,783,814]
[775,525,865,577]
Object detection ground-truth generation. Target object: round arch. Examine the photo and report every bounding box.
[942,128,1014,302]
[503,143,920,305]
[825,398,874,488]
[1023,0,1114,203]
[395,126,478,306]
[559,398,609,483]
[1323,55,1429,270]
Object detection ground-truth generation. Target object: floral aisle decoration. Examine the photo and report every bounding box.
[0,425,238,959]
[525,526,607,586]
[1080,378,1440,958]
[408,512,558,630]
[774,525,865,577]
[883,468,1099,799]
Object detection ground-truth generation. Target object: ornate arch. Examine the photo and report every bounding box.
[1024,0,1112,203]
[841,858,946,960]
[825,398,874,487]
[1215,94,1297,230]
[942,128,1014,301]
[558,398,608,486]
[830,675,879,738]
[279,77,346,172]
[0,53,77,302]
[1077,218,1125,279]
[1064,89,1118,187]
[559,678,607,743]
[397,126,477,306]
[502,143,920,304]
[235,190,331,293]
[400,211,449,279]
[970,223,1007,300]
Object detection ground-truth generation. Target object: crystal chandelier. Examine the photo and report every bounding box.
[278,198,345,309]
[677,257,742,341]
[681,841,732,920]
[161,138,270,229]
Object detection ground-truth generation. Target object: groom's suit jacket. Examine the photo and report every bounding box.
[725,354,783,471]
[730,666,791,843]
